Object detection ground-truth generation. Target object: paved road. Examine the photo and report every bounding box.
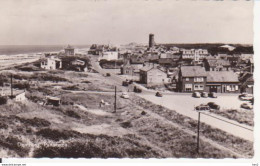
[90,56,254,142]
[138,93,253,142]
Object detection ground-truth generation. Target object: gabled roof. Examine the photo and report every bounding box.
[180,66,207,77]
[227,57,239,61]
[206,71,239,82]
[207,59,230,67]
[130,57,145,64]
[65,45,74,49]
[158,58,174,64]
[140,66,154,72]
[140,66,165,73]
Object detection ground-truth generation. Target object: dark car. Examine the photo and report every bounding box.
[122,81,129,86]
[195,104,210,111]
[128,80,133,84]
[134,86,142,93]
[207,102,220,110]
[209,92,217,98]
[106,73,111,77]
[155,92,163,97]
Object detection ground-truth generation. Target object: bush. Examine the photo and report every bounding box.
[13,82,30,90]
[0,135,30,157]
[65,110,81,119]
[0,96,7,105]
[31,73,67,82]
[62,85,80,91]
[14,116,51,128]
[36,128,82,141]
[120,121,132,128]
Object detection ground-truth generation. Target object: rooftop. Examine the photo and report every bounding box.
[206,71,239,82]
[207,59,230,67]
[65,45,74,49]
[181,66,207,77]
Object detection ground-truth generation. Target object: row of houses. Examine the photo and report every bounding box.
[40,56,89,72]
[179,66,241,93]
[137,65,252,93]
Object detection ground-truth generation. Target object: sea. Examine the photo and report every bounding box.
[0,45,90,56]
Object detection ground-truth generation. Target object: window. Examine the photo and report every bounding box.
[186,78,189,81]
[194,84,204,90]
[227,85,237,91]
[194,77,203,82]
[185,84,192,91]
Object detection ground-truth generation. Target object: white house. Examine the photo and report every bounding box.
[1,88,27,102]
[41,56,62,70]
[181,49,208,61]
[99,51,118,61]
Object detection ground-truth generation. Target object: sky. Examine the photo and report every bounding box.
[0,0,254,45]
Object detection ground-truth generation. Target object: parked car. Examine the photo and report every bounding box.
[128,80,133,84]
[192,92,201,98]
[239,93,253,101]
[209,92,217,98]
[201,92,208,98]
[122,81,129,86]
[155,92,163,97]
[207,102,220,110]
[195,104,210,111]
[121,92,129,99]
[133,86,142,93]
[241,103,253,110]
[106,73,111,77]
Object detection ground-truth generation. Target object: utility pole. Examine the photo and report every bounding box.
[197,111,201,154]
[114,86,117,113]
[10,74,13,98]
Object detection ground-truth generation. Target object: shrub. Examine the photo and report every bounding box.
[65,110,81,119]
[0,135,30,157]
[36,128,82,141]
[13,82,30,90]
[62,85,80,91]
[120,121,132,128]
[0,96,7,105]
[14,116,51,128]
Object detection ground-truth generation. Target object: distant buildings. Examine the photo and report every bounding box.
[178,66,239,93]
[204,59,231,71]
[181,49,208,61]
[99,51,119,61]
[64,45,75,56]
[88,44,118,56]
[41,56,62,70]
[140,65,171,86]
[239,72,254,94]
[206,71,239,93]
[179,66,207,92]
[1,88,27,102]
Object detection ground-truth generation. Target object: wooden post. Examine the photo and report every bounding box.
[11,74,13,98]
[197,111,201,154]
[114,86,117,113]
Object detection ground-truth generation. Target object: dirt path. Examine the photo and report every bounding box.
[133,104,248,158]
[75,104,112,116]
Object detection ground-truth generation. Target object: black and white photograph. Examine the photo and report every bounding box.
[0,0,258,162]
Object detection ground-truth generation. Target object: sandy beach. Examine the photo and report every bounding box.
[0,53,43,70]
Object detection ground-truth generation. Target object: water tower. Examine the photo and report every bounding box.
[149,34,155,48]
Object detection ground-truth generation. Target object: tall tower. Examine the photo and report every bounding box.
[149,34,155,48]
